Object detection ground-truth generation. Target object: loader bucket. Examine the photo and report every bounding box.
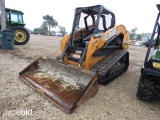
[19,57,99,113]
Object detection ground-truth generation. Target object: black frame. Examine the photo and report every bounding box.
[59,5,116,62]
[144,4,160,67]
[69,5,116,47]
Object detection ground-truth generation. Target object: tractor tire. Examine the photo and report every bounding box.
[136,81,153,102]
[12,26,30,45]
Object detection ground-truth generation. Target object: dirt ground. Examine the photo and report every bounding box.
[0,34,160,120]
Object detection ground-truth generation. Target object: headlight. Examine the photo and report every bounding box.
[153,62,160,69]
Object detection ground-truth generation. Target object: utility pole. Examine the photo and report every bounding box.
[0,0,6,30]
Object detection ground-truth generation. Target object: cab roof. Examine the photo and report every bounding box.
[75,5,115,16]
[5,8,23,14]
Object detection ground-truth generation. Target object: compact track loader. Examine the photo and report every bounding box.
[19,5,129,113]
[136,4,160,102]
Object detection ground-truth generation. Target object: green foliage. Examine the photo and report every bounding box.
[141,33,151,39]
[128,27,138,40]
[40,21,48,32]
[42,15,58,31]
[58,26,67,36]
[136,34,141,40]
[128,28,151,42]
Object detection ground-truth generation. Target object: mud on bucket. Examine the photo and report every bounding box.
[19,57,99,113]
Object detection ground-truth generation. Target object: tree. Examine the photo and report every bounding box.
[141,33,151,43]
[136,34,141,40]
[128,27,138,40]
[42,15,58,31]
[58,26,67,36]
[141,33,151,39]
[40,21,48,32]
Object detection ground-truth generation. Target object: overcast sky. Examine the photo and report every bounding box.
[5,0,160,33]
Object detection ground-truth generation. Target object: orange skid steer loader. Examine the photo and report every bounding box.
[19,5,129,113]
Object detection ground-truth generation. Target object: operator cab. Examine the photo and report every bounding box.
[5,8,24,25]
[70,5,115,48]
[59,5,116,65]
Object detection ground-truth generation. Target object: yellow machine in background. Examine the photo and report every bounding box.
[19,5,129,113]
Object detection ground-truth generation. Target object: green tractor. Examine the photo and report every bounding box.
[136,4,160,101]
[0,8,30,45]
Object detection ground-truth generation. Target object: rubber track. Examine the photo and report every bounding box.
[91,50,129,85]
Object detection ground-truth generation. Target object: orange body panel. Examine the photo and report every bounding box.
[60,25,129,70]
